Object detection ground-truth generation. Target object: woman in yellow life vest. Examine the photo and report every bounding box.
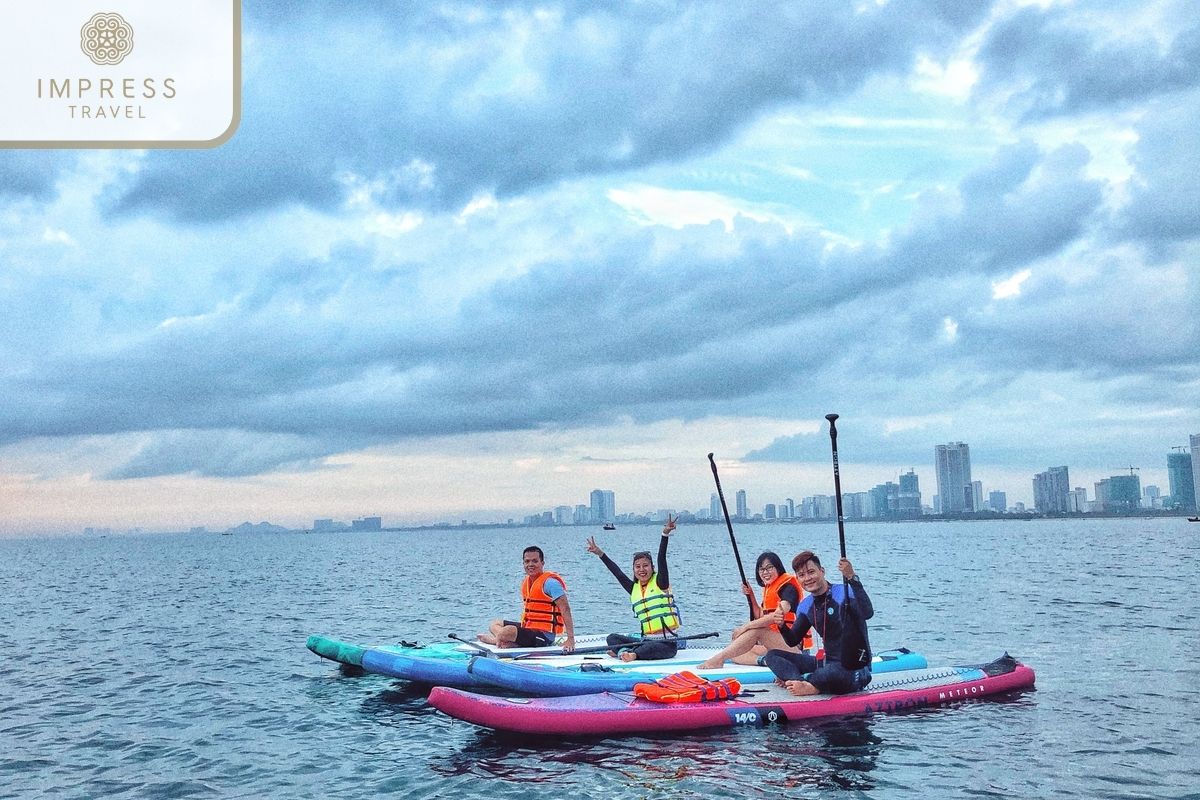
[586,514,682,662]
[695,551,809,670]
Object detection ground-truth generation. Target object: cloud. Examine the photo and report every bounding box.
[105,429,346,479]
[976,5,1200,120]
[0,151,75,200]
[102,0,997,222]
[0,137,1121,480]
[1119,92,1200,243]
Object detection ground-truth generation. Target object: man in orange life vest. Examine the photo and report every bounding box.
[478,545,576,652]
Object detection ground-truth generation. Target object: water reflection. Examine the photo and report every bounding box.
[430,716,883,795]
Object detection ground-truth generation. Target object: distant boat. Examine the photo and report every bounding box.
[602,522,616,531]
[1189,517,1200,523]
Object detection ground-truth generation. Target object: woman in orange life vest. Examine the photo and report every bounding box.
[478,545,576,652]
[694,551,809,670]
[585,514,682,662]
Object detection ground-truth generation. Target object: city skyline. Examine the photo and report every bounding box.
[3,2,1199,535]
[64,435,1195,535]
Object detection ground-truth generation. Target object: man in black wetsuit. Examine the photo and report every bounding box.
[585,514,681,661]
[764,550,873,695]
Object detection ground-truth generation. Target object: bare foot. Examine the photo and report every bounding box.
[785,680,818,697]
[606,649,618,658]
[477,634,497,644]
[619,651,638,663]
[696,658,724,670]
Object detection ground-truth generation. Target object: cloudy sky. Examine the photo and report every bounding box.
[2,0,1198,534]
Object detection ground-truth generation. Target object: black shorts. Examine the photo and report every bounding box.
[503,620,554,648]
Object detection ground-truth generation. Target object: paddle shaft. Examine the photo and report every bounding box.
[560,630,720,657]
[708,452,755,617]
[447,632,497,657]
[826,414,848,591]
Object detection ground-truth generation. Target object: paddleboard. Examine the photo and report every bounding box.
[429,653,1035,736]
[465,647,927,696]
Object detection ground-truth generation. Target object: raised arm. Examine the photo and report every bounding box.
[587,535,635,593]
[655,514,675,590]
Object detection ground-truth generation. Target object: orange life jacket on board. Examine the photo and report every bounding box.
[634,671,742,704]
[520,571,567,634]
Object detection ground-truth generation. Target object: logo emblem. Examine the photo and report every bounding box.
[81,12,134,65]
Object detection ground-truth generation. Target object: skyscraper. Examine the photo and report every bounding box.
[710,492,721,520]
[935,442,973,514]
[589,489,615,523]
[1033,466,1071,513]
[735,489,748,520]
[1190,434,1200,513]
[1166,450,1195,512]
[898,470,921,516]
[1095,474,1140,512]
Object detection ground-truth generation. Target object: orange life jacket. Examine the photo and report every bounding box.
[634,671,742,704]
[763,572,813,649]
[520,571,567,634]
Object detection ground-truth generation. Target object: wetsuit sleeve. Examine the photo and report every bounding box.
[778,600,813,647]
[599,554,635,594]
[778,583,800,610]
[655,533,670,590]
[848,577,873,620]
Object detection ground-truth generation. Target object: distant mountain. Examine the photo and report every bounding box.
[224,521,293,534]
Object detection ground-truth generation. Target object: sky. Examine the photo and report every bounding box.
[2,0,1198,534]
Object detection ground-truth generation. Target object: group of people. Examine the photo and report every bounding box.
[476,517,874,696]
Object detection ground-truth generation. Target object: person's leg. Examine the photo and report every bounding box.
[606,633,639,658]
[488,619,520,647]
[697,628,766,669]
[627,639,678,661]
[730,628,792,666]
[763,649,817,683]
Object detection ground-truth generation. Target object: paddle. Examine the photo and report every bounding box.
[708,452,755,617]
[825,414,848,569]
[825,413,871,670]
[452,630,721,659]
[560,630,720,657]
[447,632,498,658]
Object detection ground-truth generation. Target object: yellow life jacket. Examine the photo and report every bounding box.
[630,579,680,636]
[634,671,742,703]
[520,571,567,634]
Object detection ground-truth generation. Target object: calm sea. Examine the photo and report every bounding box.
[1,518,1197,799]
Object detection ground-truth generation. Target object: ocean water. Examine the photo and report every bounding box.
[1,517,1197,799]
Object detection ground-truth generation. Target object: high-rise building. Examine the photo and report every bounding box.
[764,503,777,520]
[971,481,984,513]
[735,489,748,520]
[783,498,795,519]
[1095,474,1141,512]
[554,505,573,525]
[1192,434,1200,512]
[898,470,921,516]
[1068,487,1088,513]
[867,483,898,518]
[1033,466,1071,513]
[1170,449,1197,512]
[935,442,973,513]
[710,493,722,520]
[988,491,1007,513]
[589,489,616,523]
